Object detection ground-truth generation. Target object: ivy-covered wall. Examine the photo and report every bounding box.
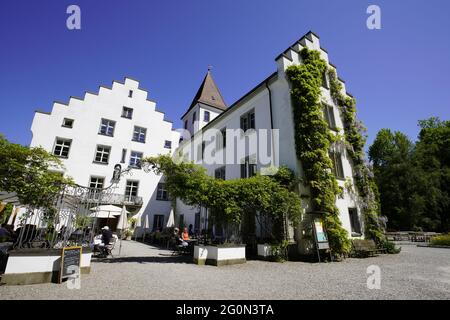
[285,48,352,257]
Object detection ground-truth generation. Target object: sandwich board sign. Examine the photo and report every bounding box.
[59,246,82,283]
[314,219,329,250]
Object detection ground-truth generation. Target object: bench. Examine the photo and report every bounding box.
[351,239,385,258]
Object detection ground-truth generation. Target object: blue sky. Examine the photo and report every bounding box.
[1,0,449,150]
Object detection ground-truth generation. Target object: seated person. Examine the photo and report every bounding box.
[174,227,188,247]
[101,226,113,245]
[182,227,190,241]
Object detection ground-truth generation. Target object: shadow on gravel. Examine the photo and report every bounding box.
[92,254,192,265]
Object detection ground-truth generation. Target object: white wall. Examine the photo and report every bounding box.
[30,78,180,233]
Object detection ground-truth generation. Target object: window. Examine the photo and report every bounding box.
[192,111,196,124]
[322,72,329,89]
[122,107,133,119]
[125,180,139,201]
[62,118,74,128]
[99,118,116,137]
[240,110,255,131]
[133,126,147,143]
[215,166,226,180]
[153,215,164,231]
[129,151,143,168]
[89,177,104,189]
[211,95,216,101]
[53,138,71,158]
[349,208,361,234]
[216,128,226,150]
[323,105,337,130]
[198,141,206,161]
[121,149,127,164]
[94,145,111,164]
[128,90,133,98]
[329,151,345,179]
[204,111,210,122]
[184,120,188,130]
[164,140,172,149]
[156,183,169,201]
[178,214,184,228]
[241,157,257,178]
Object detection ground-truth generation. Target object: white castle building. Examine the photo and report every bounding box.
[29,31,364,252]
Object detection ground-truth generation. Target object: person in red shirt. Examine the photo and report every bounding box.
[182,227,190,241]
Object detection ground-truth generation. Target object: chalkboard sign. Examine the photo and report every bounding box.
[60,246,82,283]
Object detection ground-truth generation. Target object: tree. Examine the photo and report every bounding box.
[0,135,72,210]
[143,155,302,242]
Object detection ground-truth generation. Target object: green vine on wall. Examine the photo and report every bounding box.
[286,48,351,257]
[327,69,385,245]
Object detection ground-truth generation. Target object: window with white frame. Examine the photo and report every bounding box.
[99,118,116,137]
[156,183,169,201]
[240,110,255,132]
[133,126,147,143]
[192,111,196,124]
[329,151,345,179]
[89,177,104,189]
[204,111,210,122]
[164,140,172,149]
[153,215,164,231]
[129,151,143,168]
[241,156,257,178]
[53,138,71,158]
[125,180,139,201]
[122,107,133,119]
[94,145,111,164]
[323,104,337,130]
[128,90,133,98]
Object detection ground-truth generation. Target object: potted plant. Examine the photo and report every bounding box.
[124,229,133,240]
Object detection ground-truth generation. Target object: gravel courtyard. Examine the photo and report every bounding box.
[1,241,449,300]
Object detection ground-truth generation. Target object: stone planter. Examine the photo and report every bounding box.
[193,245,246,266]
[1,248,92,286]
[257,244,273,259]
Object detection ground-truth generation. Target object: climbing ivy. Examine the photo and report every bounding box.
[327,69,385,245]
[286,48,351,257]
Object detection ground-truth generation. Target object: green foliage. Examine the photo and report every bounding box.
[369,119,450,232]
[270,239,290,262]
[0,203,14,225]
[431,234,450,246]
[74,215,93,229]
[144,155,302,241]
[286,48,351,257]
[0,135,73,210]
[327,69,385,245]
[380,240,401,254]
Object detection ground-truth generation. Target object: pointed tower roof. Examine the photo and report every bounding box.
[182,70,227,119]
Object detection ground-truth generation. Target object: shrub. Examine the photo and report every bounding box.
[381,240,401,254]
[431,234,450,246]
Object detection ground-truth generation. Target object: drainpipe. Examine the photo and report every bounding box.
[265,80,276,167]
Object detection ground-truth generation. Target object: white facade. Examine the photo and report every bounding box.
[30,78,180,233]
[28,31,365,253]
[176,32,364,251]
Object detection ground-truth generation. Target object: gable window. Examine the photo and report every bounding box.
[153,215,164,231]
[121,149,127,163]
[129,151,143,168]
[94,145,111,164]
[214,166,226,180]
[156,183,169,201]
[53,138,71,158]
[322,72,329,89]
[128,90,133,98]
[125,180,139,201]
[241,157,257,178]
[164,140,172,149]
[62,118,74,128]
[89,177,104,190]
[240,110,255,132]
[192,111,196,124]
[99,118,116,137]
[122,107,133,119]
[133,126,147,143]
[349,208,361,235]
[184,120,188,130]
[323,105,337,130]
[329,151,345,179]
[204,111,210,122]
